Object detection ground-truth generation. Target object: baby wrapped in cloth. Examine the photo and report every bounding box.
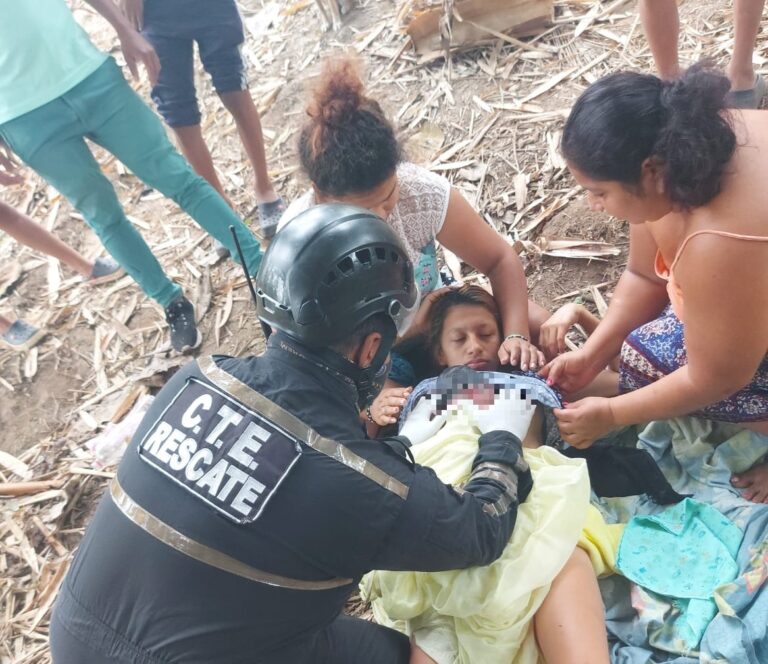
[361,370,621,664]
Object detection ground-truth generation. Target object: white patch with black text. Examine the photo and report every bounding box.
[138,378,301,524]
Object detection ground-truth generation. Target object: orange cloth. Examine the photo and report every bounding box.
[654,230,768,319]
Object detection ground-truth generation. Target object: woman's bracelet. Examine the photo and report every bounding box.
[365,406,375,423]
[504,333,530,343]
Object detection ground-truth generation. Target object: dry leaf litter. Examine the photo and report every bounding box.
[2,0,766,661]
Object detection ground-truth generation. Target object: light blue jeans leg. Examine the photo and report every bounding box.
[77,60,263,276]
[0,72,182,307]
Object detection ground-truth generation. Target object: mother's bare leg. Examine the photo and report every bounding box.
[534,548,610,664]
[409,641,437,664]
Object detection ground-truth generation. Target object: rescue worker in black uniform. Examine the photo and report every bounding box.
[49,204,536,664]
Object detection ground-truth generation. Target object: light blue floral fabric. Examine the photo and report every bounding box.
[616,498,743,652]
[595,417,768,663]
[620,306,768,423]
[414,242,440,295]
[386,242,444,386]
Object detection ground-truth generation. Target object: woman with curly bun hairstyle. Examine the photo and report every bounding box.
[542,64,768,500]
[280,57,549,390]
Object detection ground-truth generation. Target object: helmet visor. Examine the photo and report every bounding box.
[389,290,420,337]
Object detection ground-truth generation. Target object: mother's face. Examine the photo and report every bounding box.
[437,304,501,373]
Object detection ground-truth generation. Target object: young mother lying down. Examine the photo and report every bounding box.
[541,63,768,501]
[363,286,621,664]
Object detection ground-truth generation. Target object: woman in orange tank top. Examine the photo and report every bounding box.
[540,64,768,502]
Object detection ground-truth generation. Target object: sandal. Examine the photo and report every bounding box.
[255,197,286,240]
[1,319,47,352]
[726,74,766,110]
[88,256,124,285]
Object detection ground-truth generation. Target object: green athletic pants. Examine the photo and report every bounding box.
[0,58,262,307]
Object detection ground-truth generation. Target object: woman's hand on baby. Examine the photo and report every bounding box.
[539,348,600,394]
[498,336,546,372]
[554,397,615,448]
[399,396,447,446]
[471,387,535,441]
[539,303,583,359]
[369,386,412,426]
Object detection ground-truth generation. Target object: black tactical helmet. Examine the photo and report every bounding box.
[255,203,418,348]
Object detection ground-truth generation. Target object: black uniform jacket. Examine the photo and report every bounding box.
[54,335,527,663]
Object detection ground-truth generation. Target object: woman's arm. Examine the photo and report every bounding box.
[539,303,599,359]
[557,234,768,446]
[613,233,768,423]
[541,223,669,393]
[436,188,542,369]
[579,223,668,367]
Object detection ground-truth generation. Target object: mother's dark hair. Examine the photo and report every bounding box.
[561,63,736,209]
[427,285,502,365]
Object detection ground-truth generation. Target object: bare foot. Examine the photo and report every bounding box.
[731,462,768,503]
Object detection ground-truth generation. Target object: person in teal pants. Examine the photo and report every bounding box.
[0,0,263,352]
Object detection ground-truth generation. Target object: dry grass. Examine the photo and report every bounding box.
[1,0,765,659]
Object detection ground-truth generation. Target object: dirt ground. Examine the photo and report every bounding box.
[0,0,762,459]
[6,1,768,660]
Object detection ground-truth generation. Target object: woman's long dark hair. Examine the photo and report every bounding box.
[562,63,736,209]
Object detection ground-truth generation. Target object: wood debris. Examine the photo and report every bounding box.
[518,237,622,260]
[399,0,554,54]
[2,1,763,659]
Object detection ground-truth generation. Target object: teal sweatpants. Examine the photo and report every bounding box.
[0,58,262,308]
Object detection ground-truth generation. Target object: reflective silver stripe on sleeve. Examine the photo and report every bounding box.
[110,478,353,590]
[197,356,409,500]
[471,461,521,517]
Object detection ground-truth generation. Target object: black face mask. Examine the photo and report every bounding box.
[356,348,393,411]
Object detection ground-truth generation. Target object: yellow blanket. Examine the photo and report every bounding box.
[361,413,622,664]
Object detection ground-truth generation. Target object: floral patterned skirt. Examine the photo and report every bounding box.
[619,306,768,423]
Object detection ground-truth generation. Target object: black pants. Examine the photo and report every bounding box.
[257,615,410,664]
[51,604,410,664]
